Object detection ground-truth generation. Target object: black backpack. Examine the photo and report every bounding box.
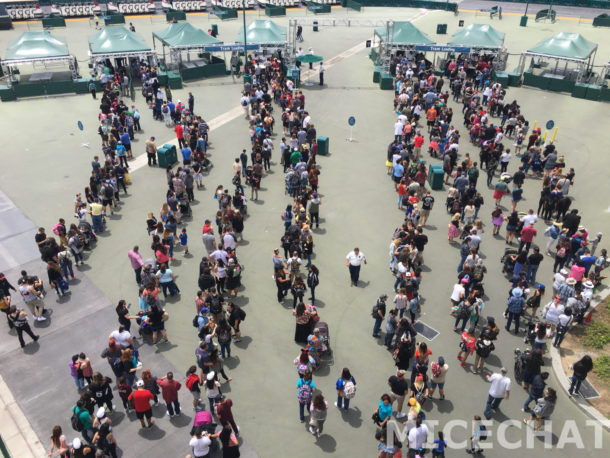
[479,425,488,441]
[192,314,200,328]
[71,408,84,432]
[104,185,113,199]
[209,297,222,315]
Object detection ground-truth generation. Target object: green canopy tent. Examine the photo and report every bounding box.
[152,22,223,75]
[373,22,434,46]
[448,24,504,49]
[447,24,507,71]
[89,26,155,59]
[2,31,77,81]
[518,32,598,85]
[371,21,434,71]
[296,54,323,64]
[236,19,287,47]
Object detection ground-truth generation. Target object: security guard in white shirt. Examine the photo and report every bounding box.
[346,248,367,286]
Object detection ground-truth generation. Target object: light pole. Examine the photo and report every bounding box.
[242,0,249,82]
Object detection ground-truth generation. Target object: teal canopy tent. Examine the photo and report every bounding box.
[89,26,155,59]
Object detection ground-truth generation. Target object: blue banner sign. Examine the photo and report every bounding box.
[204,44,260,52]
[415,45,471,53]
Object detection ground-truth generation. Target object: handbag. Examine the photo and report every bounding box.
[124,172,131,184]
[371,411,381,424]
[59,279,69,291]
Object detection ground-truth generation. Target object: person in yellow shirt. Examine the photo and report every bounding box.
[89,201,104,234]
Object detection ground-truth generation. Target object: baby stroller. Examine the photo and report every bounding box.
[244,166,254,186]
[501,248,519,274]
[176,192,192,218]
[316,321,333,366]
[513,347,531,384]
[523,316,541,346]
[190,410,219,452]
[78,221,97,247]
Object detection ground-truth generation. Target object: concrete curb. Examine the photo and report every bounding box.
[0,375,47,458]
[550,285,610,432]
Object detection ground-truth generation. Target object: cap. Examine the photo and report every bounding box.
[500,367,507,374]
[487,316,495,326]
[559,268,569,276]
[584,281,594,289]
[72,438,82,450]
[438,356,445,366]
[380,294,388,300]
[96,407,105,418]
[207,371,216,381]
[512,287,523,297]
[416,374,424,380]
[136,380,144,387]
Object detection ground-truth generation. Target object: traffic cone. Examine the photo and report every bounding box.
[584,311,593,323]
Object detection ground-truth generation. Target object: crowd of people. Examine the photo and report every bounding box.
[370,53,608,457]
[0,36,609,458]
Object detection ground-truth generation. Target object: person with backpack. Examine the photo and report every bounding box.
[372,294,388,338]
[225,258,242,299]
[185,365,203,410]
[467,415,487,454]
[335,368,356,411]
[214,319,233,358]
[91,422,117,458]
[456,326,476,368]
[297,369,315,423]
[72,399,94,444]
[306,265,319,305]
[428,356,448,400]
[472,331,495,374]
[8,305,39,348]
[454,298,473,332]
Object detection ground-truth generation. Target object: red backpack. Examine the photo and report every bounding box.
[185,374,199,391]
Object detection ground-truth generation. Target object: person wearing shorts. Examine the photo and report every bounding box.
[428,357,448,400]
[388,370,409,418]
[129,380,155,428]
[227,302,243,342]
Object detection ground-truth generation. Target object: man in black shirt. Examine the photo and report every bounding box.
[525,247,544,285]
[388,370,410,418]
[413,228,428,266]
[420,191,435,226]
[34,227,48,254]
[227,302,244,342]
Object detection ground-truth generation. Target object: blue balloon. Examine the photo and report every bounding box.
[546,120,554,130]
[348,116,356,126]
[77,121,84,131]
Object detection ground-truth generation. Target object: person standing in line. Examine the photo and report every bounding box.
[428,356,448,400]
[47,425,69,457]
[307,265,319,305]
[127,246,144,285]
[519,223,537,254]
[319,62,325,86]
[157,371,182,417]
[308,193,321,229]
[472,331,495,374]
[0,273,16,329]
[8,306,39,348]
[216,397,239,437]
[526,247,544,285]
[483,368,510,420]
[388,369,410,419]
[372,294,387,338]
[72,399,94,444]
[188,92,195,114]
[523,371,549,413]
[20,277,46,321]
[309,393,328,438]
[129,380,155,429]
[505,287,526,335]
[523,387,557,431]
[346,247,367,286]
[335,368,356,411]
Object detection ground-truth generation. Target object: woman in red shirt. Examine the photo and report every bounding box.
[155,245,170,266]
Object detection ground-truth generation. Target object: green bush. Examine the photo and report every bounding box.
[584,321,610,349]
[593,355,610,382]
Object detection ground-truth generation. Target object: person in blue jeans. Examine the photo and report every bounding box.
[372,295,387,338]
[484,368,510,420]
[526,248,544,285]
[523,372,548,412]
[297,371,315,422]
[505,288,526,334]
[335,368,356,411]
[385,310,397,348]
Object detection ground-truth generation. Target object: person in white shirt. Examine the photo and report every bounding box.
[303,113,312,129]
[319,62,325,86]
[407,417,429,455]
[484,368,510,419]
[394,120,404,142]
[520,209,538,228]
[189,430,214,458]
[346,248,366,286]
[110,326,134,349]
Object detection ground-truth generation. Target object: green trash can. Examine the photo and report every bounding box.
[317,136,329,156]
[211,24,218,37]
[243,73,252,85]
[157,144,178,168]
[436,24,447,35]
[313,20,318,32]
[428,164,444,190]
[520,15,528,27]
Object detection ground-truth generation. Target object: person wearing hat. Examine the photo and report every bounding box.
[70,437,94,457]
[372,294,387,338]
[388,370,410,418]
[128,380,155,428]
[544,297,565,334]
[558,277,576,303]
[484,368,510,420]
[473,331,495,374]
[544,221,562,256]
[505,288,526,335]
[553,306,573,348]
